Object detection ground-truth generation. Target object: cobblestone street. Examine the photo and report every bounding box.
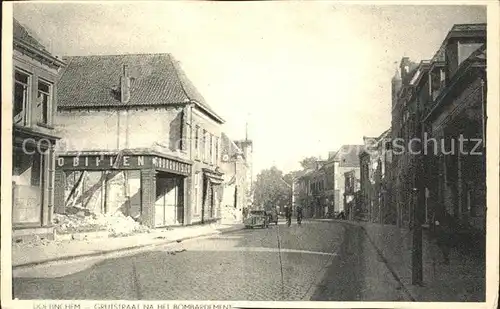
[13,221,409,301]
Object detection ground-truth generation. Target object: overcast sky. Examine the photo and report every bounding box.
[13,2,486,175]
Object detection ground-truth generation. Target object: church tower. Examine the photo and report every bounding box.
[234,123,254,209]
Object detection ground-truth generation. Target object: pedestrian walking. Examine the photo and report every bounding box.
[296,205,303,225]
[338,210,346,220]
[285,206,292,227]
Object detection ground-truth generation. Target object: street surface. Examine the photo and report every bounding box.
[13,220,410,301]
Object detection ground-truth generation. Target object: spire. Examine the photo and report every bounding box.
[245,121,248,142]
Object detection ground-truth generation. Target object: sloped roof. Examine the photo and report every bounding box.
[431,23,486,63]
[291,169,308,180]
[361,129,391,154]
[13,18,65,69]
[403,62,420,85]
[424,43,486,122]
[332,145,364,167]
[469,43,486,61]
[221,132,243,161]
[297,168,316,180]
[13,18,47,51]
[57,53,223,122]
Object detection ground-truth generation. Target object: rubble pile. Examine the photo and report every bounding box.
[13,234,53,248]
[53,206,150,237]
[106,212,151,237]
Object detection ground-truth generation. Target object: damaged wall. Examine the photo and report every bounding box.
[64,170,142,219]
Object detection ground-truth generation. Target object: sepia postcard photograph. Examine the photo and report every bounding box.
[1,1,499,309]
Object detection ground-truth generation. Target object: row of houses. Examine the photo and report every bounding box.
[388,23,486,237]
[293,145,364,219]
[11,19,253,240]
[294,23,487,247]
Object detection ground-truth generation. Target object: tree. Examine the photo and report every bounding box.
[300,156,319,170]
[253,167,292,211]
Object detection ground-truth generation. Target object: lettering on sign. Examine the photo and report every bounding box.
[57,155,147,169]
[153,157,191,174]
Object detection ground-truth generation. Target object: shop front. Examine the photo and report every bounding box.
[54,151,192,228]
[12,127,59,240]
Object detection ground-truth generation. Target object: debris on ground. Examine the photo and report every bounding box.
[53,206,151,237]
[12,234,54,248]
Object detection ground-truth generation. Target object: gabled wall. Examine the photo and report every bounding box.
[56,107,186,158]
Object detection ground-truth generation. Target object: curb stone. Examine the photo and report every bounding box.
[310,218,417,301]
[13,226,245,270]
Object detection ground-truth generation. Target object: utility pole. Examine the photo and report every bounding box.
[279,176,295,213]
[412,101,425,286]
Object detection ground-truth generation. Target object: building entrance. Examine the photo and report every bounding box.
[155,172,185,227]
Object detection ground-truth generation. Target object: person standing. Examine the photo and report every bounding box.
[433,210,456,264]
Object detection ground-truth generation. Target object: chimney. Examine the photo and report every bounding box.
[120,64,131,103]
[399,57,411,80]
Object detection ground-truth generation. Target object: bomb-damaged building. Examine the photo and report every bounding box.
[53,53,226,228]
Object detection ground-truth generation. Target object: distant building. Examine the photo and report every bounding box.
[54,53,225,228]
[219,133,249,223]
[390,56,422,228]
[309,161,327,218]
[12,19,66,241]
[329,145,364,213]
[344,169,361,220]
[321,159,336,218]
[359,129,392,223]
[296,169,314,218]
[234,140,253,210]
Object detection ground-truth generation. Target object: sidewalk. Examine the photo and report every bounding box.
[12,222,245,269]
[316,219,486,301]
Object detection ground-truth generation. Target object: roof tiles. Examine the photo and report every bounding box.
[57,53,222,121]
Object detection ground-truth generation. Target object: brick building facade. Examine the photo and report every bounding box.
[389,23,486,243]
[390,57,421,228]
[359,129,392,223]
[422,25,486,238]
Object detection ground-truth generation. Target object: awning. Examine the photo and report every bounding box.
[202,168,224,185]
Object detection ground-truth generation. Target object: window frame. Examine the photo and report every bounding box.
[37,78,53,126]
[194,125,199,160]
[201,129,206,162]
[13,69,32,127]
[209,134,213,165]
[204,131,210,163]
[215,137,219,165]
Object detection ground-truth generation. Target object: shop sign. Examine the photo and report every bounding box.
[57,155,150,169]
[153,157,191,175]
